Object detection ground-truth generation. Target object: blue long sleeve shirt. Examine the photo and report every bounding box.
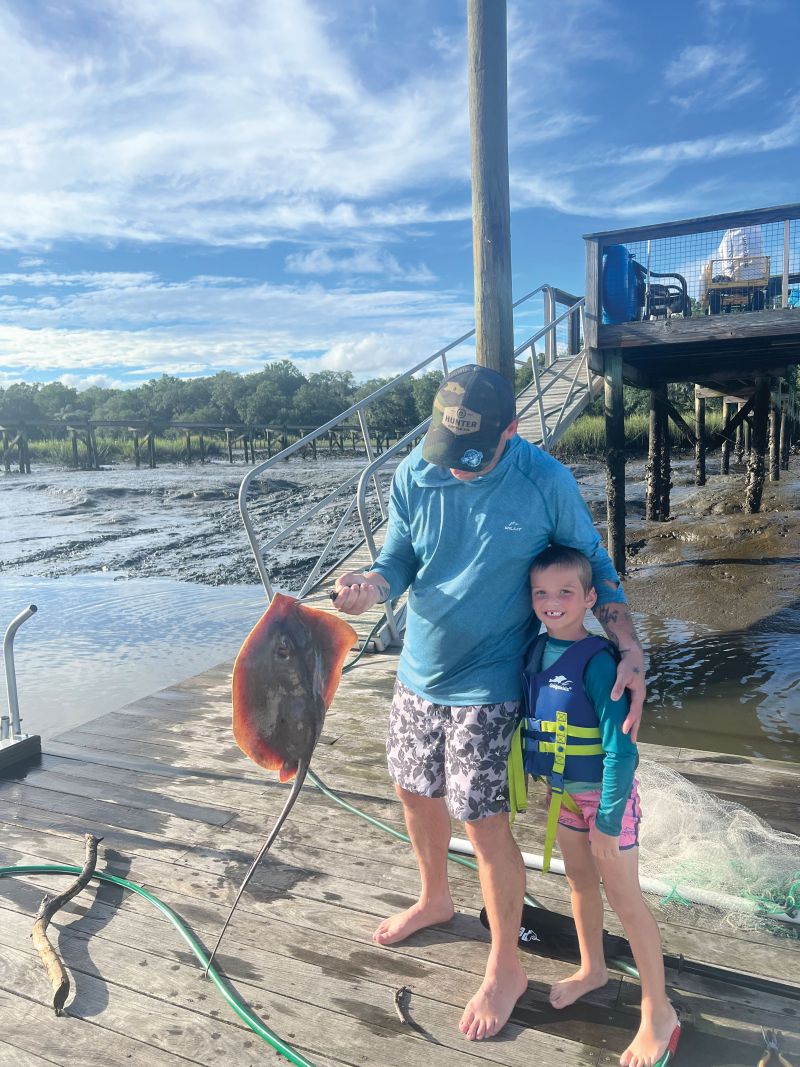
[371,435,626,705]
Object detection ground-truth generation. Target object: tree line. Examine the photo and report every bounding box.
[0,362,448,435]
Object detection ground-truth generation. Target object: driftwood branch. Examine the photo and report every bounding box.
[31,833,103,1015]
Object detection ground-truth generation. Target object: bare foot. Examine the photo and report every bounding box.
[458,961,528,1041]
[372,897,454,946]
[620,1003,680,1067]
[549,966,609,1009]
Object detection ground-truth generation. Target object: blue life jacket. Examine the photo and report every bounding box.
[521,634,616,785]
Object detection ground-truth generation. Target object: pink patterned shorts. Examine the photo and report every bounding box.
[555,778,641,850]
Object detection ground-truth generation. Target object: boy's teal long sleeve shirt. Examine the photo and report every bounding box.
[371,436,627,705]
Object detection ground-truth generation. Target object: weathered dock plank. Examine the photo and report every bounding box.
[0,648,798,1067]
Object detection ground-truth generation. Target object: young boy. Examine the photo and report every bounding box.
[522,545,679,1067]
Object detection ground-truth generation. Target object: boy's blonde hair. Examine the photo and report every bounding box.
[529,544,593,593]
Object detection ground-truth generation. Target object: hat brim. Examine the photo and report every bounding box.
[422,425,500,472]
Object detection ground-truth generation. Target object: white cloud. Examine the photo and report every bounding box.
[285,247,435,283]
[58,372,130,391]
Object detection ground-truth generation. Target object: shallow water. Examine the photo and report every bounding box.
[0,574,268,739]
[1,459,798,760]
[634,607,800,760]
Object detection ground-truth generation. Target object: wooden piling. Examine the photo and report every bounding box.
[226,430,233,464]
[645,387,663,520]
[185,433,192,464]
[467,0,514,384]
[779,397,790,471]
[199,434,205,464]
[604,349,626,575]
[2,430,9,472]
[694,387,706,486]
[658,393,671,520]
[147,433,156,469]
[720,402,734,474]
[746,375,770,513]
[71,431,79,469]
[735,404,745,463]
[769,390,781,482]
[132,431,141,468]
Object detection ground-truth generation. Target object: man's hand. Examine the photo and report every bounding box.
[593,601,646,743]
[333,571,390,615]
[612,645,645,742]
[590,828,620,862]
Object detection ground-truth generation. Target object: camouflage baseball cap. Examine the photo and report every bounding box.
[422,364,516,472]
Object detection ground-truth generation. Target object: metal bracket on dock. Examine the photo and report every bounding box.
[1,604,42,771]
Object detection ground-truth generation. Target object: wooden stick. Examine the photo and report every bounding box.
[31,833,103,1015]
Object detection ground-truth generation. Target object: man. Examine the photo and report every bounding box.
[715,225,765,281]
[334,364,645,1041]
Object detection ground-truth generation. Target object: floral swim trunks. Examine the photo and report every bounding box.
[386,679,521,822]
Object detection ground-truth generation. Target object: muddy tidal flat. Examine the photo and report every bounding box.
[1,452,798,757]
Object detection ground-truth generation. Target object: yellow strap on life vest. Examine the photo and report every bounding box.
[507,721,527,824]
[537,741,604,756]
[541,710,584,873]
[534,721,601,739]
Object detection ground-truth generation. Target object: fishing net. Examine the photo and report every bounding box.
[636,761,800,936]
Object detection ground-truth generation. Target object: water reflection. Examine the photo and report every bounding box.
[637,602,800,760]
[0,574,268,739]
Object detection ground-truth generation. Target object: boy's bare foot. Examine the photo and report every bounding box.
[372,897,454,946]
[458,960,528,1041]
[549,966,609,1009]
[620,1003,680,1067]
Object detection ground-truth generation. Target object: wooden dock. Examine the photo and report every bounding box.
[0,646,798,1067]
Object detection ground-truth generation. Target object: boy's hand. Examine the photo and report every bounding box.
[590,828,620,861]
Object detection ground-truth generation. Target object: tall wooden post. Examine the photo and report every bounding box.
[769,388,781,481]
[735,403,745,463]
[746,376,770,513]
[199,434,205,464]
[780,396,790,471]
[226,430,233,463]
[185,433,192,464]
[132,431,141,468]
[467,0,514,384]
[645,388,663,520]
[721,402,733,474]
[2,430,9,473]
[604,350,626,575]
[694,387,706,486]
[659,390,671,520]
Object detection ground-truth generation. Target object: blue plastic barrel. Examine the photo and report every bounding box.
[602,244,638,324]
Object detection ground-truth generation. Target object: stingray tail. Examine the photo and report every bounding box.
[204,762,308,976]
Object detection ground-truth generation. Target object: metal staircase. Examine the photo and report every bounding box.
[238,285,601,648]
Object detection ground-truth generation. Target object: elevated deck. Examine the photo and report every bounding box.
[1,649,798,1066]
[584,203,800,393]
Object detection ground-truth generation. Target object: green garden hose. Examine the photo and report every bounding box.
[0,863,315,1067]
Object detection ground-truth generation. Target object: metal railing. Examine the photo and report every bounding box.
[238,285,596,646]
[2,604,37,744]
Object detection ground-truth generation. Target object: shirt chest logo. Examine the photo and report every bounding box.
[549,675,572,693]
[504,521,522,532]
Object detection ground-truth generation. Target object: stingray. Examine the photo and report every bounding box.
[205,593,356,971]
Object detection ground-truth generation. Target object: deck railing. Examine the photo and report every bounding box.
[238,285,586,627]
[583,202,800,351]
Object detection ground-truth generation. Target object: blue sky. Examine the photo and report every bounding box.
[0,0,798,390]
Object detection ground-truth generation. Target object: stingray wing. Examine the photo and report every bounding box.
[232,593,356,776]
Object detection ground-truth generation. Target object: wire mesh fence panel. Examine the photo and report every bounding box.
[612,217,800,320]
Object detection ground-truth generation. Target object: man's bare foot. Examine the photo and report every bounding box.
[549,966,609,1009]
[458,960,528,1041]
[372,898,454,946]
[620,1003,680,1067]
